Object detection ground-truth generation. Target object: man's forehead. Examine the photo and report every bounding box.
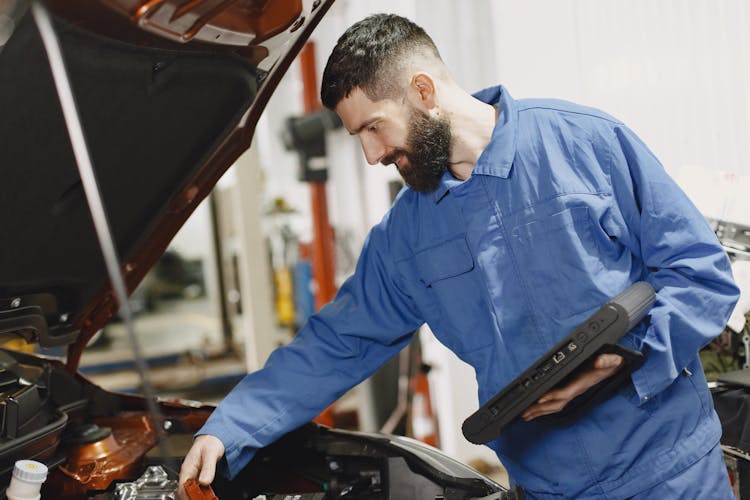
[336,88,394,132]
[338,87,380,110]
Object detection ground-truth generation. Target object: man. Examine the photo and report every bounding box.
[180,14,739,498]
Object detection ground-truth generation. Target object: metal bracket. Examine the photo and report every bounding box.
[0,294,79,347]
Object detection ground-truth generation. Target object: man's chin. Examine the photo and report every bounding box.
[401,175,441,193]
[395,161,444,193]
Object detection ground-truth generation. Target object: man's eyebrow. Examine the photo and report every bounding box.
[348,117,380,136]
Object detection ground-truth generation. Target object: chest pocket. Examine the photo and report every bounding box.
[511,205,609,320]
[410,236,494,354]
[415,236,474,286]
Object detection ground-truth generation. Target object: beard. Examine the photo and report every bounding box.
[382,107,452,193]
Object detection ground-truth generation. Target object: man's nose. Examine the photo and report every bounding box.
[359,136,386,166]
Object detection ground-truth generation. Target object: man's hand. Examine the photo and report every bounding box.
[520,354,624,421]
[179,434,225,486]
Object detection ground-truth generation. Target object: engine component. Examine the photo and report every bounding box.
[120,465,176,500]
[183,478,218,500]
[50,416,158,498]
[85,465,177,499]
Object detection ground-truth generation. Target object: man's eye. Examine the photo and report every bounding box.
[368,123,378,132]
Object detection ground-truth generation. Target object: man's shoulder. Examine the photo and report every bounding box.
[388,184,433,214]
[368,188,412,237]
[517,97,622,125]
[370,187,436,252]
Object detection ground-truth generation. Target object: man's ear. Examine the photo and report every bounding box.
[408,72,438,112]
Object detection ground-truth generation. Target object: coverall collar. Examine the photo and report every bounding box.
[433,84,518,203]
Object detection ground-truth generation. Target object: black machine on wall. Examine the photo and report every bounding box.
[714,219,750,262]
[711,219,750,370]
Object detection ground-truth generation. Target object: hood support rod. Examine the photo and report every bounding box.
[31,1,170,458]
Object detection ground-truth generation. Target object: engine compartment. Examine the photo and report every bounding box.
[0,349,509,500]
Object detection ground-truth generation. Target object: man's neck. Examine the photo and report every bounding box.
[443,90,497,180]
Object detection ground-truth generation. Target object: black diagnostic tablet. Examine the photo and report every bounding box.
[462,282,655,445]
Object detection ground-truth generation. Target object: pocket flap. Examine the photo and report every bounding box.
[415,236,474,286]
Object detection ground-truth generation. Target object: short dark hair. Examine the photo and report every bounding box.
[320,14,443,109]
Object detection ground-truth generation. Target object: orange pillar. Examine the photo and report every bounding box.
[299,42,337,310]
[299,42,338,427]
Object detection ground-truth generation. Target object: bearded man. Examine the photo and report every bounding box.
[181,13,738,499]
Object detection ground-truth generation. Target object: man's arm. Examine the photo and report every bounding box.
[179,221,422,483]
[606,124,738,404]
[521,123,739,420]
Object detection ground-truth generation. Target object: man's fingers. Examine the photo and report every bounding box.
[521,354,626,421]
[538,369,603,403]
[179,451,201,485]
[179,435,225,486]
[197,449,217,485]
[594,353,624,370]
[520,378,589,421]
[522,398,568,420]
[175,484,190,500]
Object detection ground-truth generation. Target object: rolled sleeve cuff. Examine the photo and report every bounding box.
[195,423,258,480]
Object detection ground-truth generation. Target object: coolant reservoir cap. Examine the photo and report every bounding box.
[12,460,48,483]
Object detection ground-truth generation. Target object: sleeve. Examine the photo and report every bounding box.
[607,124,739,405]
[196,221,423,479]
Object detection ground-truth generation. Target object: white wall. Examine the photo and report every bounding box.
[489,0,750,223]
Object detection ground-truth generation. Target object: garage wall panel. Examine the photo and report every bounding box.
[491,0,750,223]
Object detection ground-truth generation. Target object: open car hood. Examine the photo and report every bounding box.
[0,0,333,369]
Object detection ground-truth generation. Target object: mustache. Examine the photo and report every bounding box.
[381,149,409,168]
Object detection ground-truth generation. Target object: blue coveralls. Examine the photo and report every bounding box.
[199,86,739,498]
